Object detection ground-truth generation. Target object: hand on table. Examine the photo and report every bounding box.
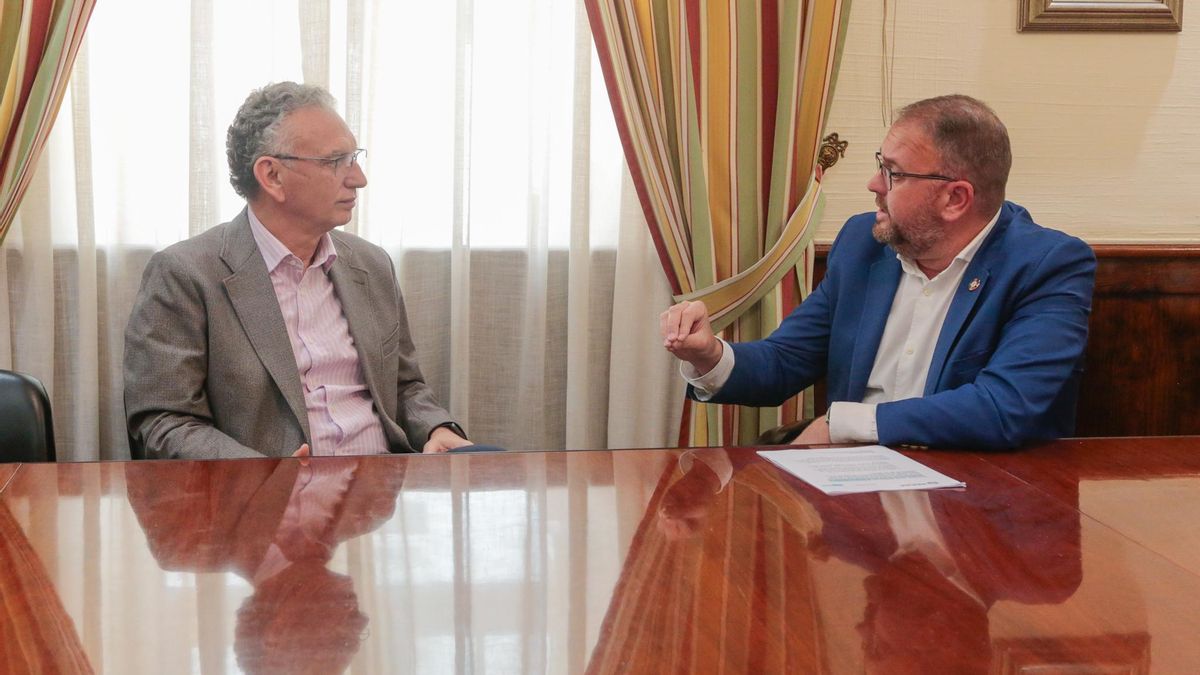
[423,427,473,454]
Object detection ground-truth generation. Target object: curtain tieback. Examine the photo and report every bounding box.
[673,174,823,333]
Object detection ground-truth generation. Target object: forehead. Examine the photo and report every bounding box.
[879,121,938,168]
[280,105,356,153]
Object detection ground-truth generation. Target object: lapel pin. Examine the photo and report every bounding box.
[967,278,981,292]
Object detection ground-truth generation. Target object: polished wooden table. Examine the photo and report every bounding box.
[2,437,1199,674]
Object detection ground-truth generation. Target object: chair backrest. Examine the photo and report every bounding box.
[0,369,57,462]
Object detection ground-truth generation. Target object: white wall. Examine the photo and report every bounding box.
[819,0,1200,243]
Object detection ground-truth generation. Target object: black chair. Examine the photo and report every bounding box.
[753,417,815,446]
[0,369,57,462]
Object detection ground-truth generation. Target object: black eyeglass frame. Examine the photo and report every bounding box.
[874,151,956,191]
[271,148,367,172]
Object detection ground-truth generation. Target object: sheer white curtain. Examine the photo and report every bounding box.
[0,0,684,461]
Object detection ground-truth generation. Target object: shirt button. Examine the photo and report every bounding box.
[905,347,914,355]
[922,287,931,296]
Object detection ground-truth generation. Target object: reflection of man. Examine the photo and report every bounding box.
[125,82,470,459]
[235,560,366,675]
[816,477,1082,674]
[661,95,1096,450]
[668,449,1082,674]
[127,456,406,675]
[858,551,990,673]
[656,450,731,540]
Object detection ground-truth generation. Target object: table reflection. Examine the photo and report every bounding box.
[597,450,1083,674]
[126,456,405,675]
[986,436,1200,577]
[816,473,1081,674]
[8,442,1200,673]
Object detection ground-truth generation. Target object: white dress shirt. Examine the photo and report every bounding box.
[248,208,390,456]
[684,209,1000,444]
[254,461,360,583]
[880,491,985,606]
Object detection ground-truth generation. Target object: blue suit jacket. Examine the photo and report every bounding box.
[701,202,1096,450]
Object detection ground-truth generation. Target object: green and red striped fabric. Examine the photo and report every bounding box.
[0,0,95,247]
[587,0,850,446]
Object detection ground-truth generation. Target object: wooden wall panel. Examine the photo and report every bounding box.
[1077,246,1200,437]
[810,244,1200,437]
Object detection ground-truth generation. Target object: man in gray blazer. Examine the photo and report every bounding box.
[124,82,471,459]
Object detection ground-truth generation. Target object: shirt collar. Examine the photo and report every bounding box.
[952,207,1002,265]
[247,206,338,272]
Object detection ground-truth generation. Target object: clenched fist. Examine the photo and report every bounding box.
[660,300,723,375]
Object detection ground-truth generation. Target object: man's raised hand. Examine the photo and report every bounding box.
[659,300,723,375]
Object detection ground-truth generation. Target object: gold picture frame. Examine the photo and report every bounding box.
[1019,0,1183,31]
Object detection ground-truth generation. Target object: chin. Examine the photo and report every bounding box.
[872,219,893,246]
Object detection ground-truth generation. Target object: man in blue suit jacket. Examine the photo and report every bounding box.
[661,95,1095,450]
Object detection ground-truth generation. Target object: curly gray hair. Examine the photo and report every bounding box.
[226,82,337,198]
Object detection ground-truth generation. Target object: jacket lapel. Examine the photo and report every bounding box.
[327,239,386,415]
[847,254,902,400]
[924,211,1010,394]
[219,211,311,442]
[925,269,990,394]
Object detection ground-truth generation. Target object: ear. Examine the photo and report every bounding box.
[940,180,974,222]
[252,156,287,203]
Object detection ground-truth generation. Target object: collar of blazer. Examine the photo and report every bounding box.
[219,211,312,442]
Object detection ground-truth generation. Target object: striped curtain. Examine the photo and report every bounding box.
[0,0,94,247]
[586,1,850,446]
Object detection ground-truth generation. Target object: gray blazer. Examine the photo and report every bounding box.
[124,209,455,459]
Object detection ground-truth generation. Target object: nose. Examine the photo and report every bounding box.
[346,161,367,189]
[867,168,887,196]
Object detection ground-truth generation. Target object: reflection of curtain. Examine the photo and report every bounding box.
[347,450,673,673]
[0,502,93,673]
[0,0,683,460]
[0,0,95,246]
[587,1,850,445]
[586,460,823,673]
[6,451,671,672]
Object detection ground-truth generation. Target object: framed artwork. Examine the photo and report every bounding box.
[1019,0,1183,32]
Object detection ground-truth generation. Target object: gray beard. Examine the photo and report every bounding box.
[872,212,943,259]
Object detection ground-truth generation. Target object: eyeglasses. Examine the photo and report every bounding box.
[875,151,955,191]
[272,148,367,173]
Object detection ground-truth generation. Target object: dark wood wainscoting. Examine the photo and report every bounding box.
[1078,246,1200,437]
[811,244,1200,437]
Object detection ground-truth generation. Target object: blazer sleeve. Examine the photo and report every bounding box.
[875,236,1096,450]
[695,226,849,407]
[124,250,264,460]
[386,263,456,449]
[707,282,833,406]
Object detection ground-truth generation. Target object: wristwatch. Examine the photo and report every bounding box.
[431,421,467,441]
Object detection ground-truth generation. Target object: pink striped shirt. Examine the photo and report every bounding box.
[248,208,389,456]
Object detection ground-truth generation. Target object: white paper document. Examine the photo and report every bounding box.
[757,445,966,496]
